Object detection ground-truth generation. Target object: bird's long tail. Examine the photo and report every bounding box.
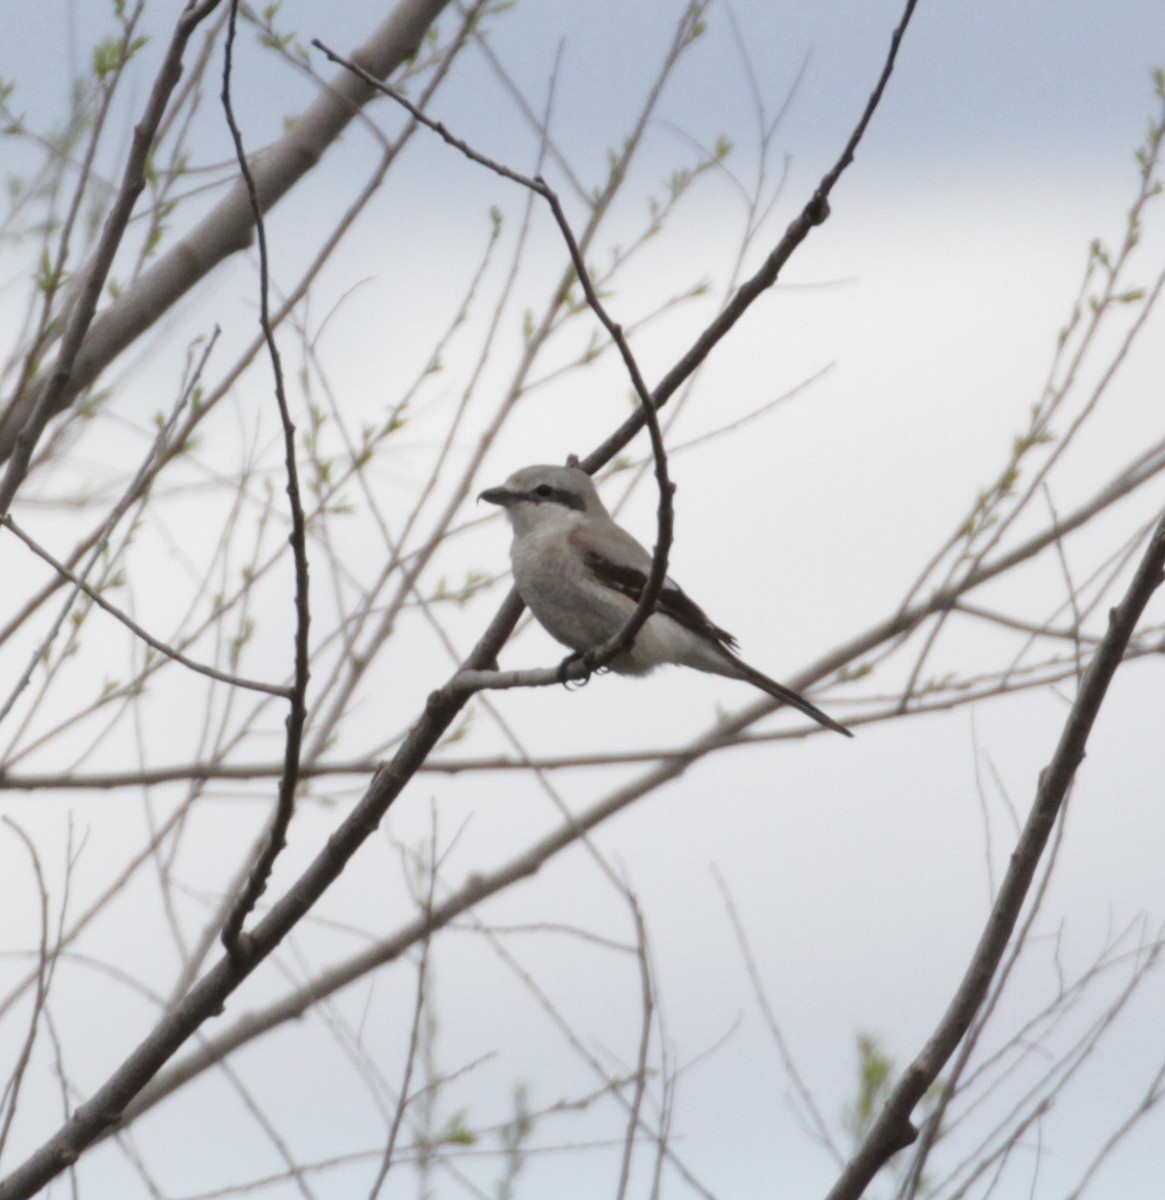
[725,655,853,737]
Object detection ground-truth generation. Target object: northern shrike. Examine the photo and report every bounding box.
[479,463,851,737]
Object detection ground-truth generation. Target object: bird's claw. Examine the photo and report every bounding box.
[558,650,609,689]
[557,651,583,688]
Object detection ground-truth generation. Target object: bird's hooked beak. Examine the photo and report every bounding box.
[478,485,516,507]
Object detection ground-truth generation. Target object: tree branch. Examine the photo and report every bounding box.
[0,0,226,518]
[1,515,289,699]
[216,0,312,960]
[825,507,1165,1200]
[0,0,455,468]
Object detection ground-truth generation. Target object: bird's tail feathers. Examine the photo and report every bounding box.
[726,655,853,738]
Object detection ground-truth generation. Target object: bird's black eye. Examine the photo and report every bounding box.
[532,484,554,499]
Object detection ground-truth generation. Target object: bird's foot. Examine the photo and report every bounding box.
[558,649,609,689]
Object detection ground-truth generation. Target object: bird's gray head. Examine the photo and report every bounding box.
[479,464,608,535]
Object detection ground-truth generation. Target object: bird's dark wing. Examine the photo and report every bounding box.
[579,539,853,736]
[581,550,739,651]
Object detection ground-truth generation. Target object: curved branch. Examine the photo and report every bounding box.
[216,0,312,959]
[312,36,677,672]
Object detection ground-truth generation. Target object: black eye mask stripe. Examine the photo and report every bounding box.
[528,486,586,511]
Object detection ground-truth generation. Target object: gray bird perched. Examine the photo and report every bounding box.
[479,463,852,737]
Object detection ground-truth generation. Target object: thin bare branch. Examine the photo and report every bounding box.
[0,820,52,1158]
[216,0,312,959]
[1,515,288,698]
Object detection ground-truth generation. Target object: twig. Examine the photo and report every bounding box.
[1,516,288,699]
[367,832,436,1199]
[0,820,51,1158]
[713,867,843,1164]
[217,0,312,958]
[1043,484,1085,683]
[615,892,655,1200]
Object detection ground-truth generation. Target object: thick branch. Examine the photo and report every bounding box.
[0,0,225,518]
[0,0,454,467]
